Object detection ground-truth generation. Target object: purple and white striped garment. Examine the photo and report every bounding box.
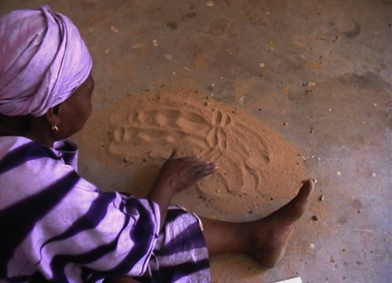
[0,136,211,283]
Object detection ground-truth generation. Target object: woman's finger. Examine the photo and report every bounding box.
[189,161,212,169]
[181,155,199,162]
[192,163,215,172]
[192,164,219,179]
[201,165,219,176]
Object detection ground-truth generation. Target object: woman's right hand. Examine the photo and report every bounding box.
[154,150,219,194]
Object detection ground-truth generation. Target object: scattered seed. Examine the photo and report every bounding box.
[132,43,145,49]
[110,26,119,33]
[259,63,265,68]
[283,122,288,126]
[372,173,377,177]
[337,171,342,176]
[164,54,173,60]
[308,81,316,87]
[206,1,214,7]
[153,39,158,47]
[310,127,314,133]
[172,71,176,75]
[269,41,275,50]
[309,243,315,249]
[319,195,325,201]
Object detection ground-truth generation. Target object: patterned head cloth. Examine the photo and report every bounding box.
[0,5,92,117]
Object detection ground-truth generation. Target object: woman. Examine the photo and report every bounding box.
[0,5,314,283]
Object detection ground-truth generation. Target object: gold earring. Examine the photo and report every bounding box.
[52,125,59,132]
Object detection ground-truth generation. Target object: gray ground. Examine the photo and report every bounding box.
[1,0,391,282]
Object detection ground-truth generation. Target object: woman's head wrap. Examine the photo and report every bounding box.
[0,5,92,117]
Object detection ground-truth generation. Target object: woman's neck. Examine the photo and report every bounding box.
[0,115,55,147]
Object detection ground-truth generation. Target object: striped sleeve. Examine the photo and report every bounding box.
[1,162,160,281]
[38,179,161,281]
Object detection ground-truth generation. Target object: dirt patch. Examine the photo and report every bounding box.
[80,85,306,218]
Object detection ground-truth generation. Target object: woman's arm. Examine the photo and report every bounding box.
[147,151,218,231]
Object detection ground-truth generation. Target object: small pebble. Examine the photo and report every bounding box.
[308,81,316,87]
[374,103,378,106]
[372,173,377,177]
[310,127,314,133]
[211,83,215,87]
[312,215,318,221]
[283,122,288,126]
[319,195,325,201]
[337,171,342,176]
[329,108,332,112]
[172,71,176,75]
[153,39,158,47]
[259,63,265,68]
[309,243,315,250]
[110,26,119,33]
[206,1,214,7]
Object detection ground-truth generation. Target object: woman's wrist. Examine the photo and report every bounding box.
[152,179,177,195]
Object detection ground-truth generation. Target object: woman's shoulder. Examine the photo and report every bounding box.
[0,136,60,169]
[0,136,80,182]
[0,136,95,210]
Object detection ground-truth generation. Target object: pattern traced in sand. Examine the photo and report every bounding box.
[96,86,306,216]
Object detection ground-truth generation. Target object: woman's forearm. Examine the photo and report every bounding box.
[147,184,175,231]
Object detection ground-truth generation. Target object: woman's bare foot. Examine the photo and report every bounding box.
[249,179,315,269]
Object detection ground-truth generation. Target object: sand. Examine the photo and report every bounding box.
[80,85,306,220]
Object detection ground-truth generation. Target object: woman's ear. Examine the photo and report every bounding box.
[45,104,62,127]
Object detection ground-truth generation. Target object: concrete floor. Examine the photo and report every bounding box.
[1,0,391,282]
